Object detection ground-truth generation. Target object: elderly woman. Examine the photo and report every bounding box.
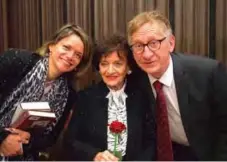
[0,24,92,160]
[63,34,155,161]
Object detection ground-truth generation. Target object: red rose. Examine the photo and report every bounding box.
[109,120,126,134]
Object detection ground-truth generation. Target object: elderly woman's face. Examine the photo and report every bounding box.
[99,51,130,91]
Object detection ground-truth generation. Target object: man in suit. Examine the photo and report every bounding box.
[127,10,227,160]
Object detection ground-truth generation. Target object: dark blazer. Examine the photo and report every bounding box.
[137,52,227,160]
[0,49,76,160]
[63,75,156,161]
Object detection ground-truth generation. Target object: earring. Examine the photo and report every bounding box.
[127,70,132,75]
[46,51,51,57]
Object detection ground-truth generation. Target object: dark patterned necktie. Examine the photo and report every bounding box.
[153,81,173,161]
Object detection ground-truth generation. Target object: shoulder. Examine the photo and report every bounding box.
[172,52,219,73]
[172,52,218,66]
[77,82,108,100]
[125,75,150,106]
[1,48,41,64]
[74,83,108,113]
[0,48,41,80]
[125,74,143,93]
[2,48,40,58]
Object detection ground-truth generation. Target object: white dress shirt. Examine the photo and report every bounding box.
[106,83,128,156]
[148,58,189,146]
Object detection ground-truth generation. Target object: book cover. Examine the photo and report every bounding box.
[11,110,56,130]
[11,102,51,125]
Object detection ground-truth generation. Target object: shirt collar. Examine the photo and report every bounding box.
[148,57,173,87]
[106,81,127,98]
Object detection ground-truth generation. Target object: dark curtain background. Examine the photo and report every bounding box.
[1,0,226,60]
[0,0,226,74]
[1,0,226,89]
[0,0,226,160]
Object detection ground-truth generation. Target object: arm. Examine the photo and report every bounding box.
[0,49,20,94]
[63,92,102,161]
[212,63,227,160]
[0,49,39,156]
[0,49,39,92]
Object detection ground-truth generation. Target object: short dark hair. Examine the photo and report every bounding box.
[93,34,135,71]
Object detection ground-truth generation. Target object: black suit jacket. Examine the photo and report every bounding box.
[63,76,156,161]
[137,53,227,160]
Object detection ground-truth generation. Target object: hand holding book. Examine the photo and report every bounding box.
[0,131,24,157]
[5,128,30,144]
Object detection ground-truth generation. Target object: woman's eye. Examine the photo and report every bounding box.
[74,52,82,59]
[115,62,123,66]
[100,62,108,66]
[63,45,69,50]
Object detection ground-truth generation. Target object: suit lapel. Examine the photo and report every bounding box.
[125,95,132,157]
[124,82,139,158]
[94,82,109,147]
[172,54,191,139]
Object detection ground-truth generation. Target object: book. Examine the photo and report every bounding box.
[10,102,56,130]
[11,110,56,130]
[11,102,51,124]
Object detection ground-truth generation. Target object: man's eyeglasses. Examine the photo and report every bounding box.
[130,37,166,54]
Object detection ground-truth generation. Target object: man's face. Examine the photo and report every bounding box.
[130,22,175,78]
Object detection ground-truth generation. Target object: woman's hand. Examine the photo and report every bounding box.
[0,134,23,156]
[5,128,30,144]
[94,150,119,162]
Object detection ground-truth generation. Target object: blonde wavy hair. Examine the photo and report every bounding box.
[127,10,172,45]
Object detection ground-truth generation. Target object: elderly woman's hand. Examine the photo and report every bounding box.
[94,150,119,162]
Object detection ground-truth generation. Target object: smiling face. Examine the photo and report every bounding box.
[130,22,175,78]
[48,34,84,79]
[99,51,129,91]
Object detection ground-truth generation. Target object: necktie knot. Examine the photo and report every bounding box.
[153,81,163,93]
